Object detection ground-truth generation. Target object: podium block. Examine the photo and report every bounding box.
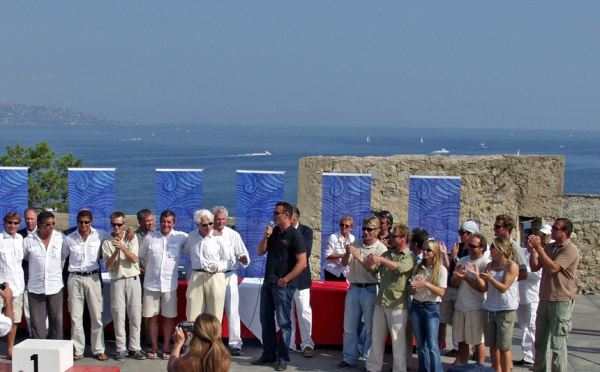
[13,339,73,372]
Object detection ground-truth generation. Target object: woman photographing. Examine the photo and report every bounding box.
[168,313,231,372]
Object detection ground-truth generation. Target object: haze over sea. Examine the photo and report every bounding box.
[2,123,599,215]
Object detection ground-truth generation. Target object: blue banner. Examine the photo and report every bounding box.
[321,173,372,279]
[68,168,116,232]
[156,169,203,234]
[408,176,461,250]
[0,167,28,232]
[236,170,285,278]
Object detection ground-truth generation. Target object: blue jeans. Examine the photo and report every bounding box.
[260,282,295,363]
[343,284,378,365]
[410,301,442,372]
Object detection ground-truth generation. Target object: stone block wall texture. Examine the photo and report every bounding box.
[296,154,600,293]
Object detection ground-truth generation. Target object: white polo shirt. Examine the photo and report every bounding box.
[138,230,188,292]
[23,231,65,295]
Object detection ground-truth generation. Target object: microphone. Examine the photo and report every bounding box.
[267,221,275,237]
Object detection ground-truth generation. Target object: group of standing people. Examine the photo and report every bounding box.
[321,212,579,372]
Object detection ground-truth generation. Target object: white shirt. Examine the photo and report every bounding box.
[217,226,250,271]
[23,231,65,295]
[324,231,355,277]
[0,232,25,296]
[63,227,110,272]
[0,312,11,337]
[138,230,188,292]
[183,230,233,272]
[518,250,542,304]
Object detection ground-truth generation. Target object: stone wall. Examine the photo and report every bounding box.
[295,154,600,292]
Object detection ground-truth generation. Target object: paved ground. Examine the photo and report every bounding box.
[2,294,599,371]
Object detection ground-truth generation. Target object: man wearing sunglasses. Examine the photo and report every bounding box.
[62,209,111,361]
[451,233,490,365]
[527,218,579,372]
[0,212,25,359]
[183,209,232,323]
[337,216,387,369]
[493,214,528,281]
[101,211,146,361]
[252,202,307,371]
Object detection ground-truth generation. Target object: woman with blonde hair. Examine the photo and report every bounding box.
[469,237,519,372]
[168,313,231,372]
[410,238,447,372]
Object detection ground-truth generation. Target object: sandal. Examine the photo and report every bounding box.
[147,350,159,360]
[73,355,84,361]
[95,353,108,361]
[162,351,171,360]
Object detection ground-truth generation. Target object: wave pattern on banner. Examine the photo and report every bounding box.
[0,167,28,232]
[68,169,116,232]
[236,171,284,278]
[156,170,203,234]
[408,176,461,250]
[321,173,372,279]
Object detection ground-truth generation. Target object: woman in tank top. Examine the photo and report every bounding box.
[469,237,519,372]
[410,238,448,372]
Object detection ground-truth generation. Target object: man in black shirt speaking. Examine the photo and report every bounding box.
[251,202,307,371]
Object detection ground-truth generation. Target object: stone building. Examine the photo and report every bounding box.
[297,154,599,294]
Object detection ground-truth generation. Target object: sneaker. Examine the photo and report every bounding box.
[114,351,128,361]
[303,346,314,357]
[513,359,533,366]
[276,362,288,371]
[230,348,241,356]
[337,361,354,368]
[445,349,458,358]
[251,356,276,365]
[131,350,147,360]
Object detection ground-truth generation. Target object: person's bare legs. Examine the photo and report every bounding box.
[148,316,159,353]
[6,324,17,358]
[163,317,174,354]
[457,342,470,365]
[475,343,486,364]
[490,346,500,371]
[500,349,512,372]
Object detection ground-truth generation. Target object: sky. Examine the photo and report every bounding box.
[1,2,599,129]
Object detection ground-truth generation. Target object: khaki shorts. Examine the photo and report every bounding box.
[484,309,516,350]
[452,309,484,345]
[0,293,23,324]
[439,286,458,324]
[142,289,178,318]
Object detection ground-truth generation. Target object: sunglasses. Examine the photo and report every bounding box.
[424,248,434,253]
[273,211,285,216]
[458,229,471,235]
[339,224,352,228]
[44,222,56,227]
[111,222,125,227]
[493,224,506,229]
[201,222,214,228]
[362,227,376,232]
[468,243,481,249]
[77,220,92,225]
[551,226,565,231]
[5,221,20,225]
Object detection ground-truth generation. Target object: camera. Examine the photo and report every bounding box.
[0,283,5,291]
[178,321,194,333]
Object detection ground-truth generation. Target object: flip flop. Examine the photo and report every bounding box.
[147,350,159,360]
[73,355,84,361]
[162,351,171,360]
[95,353,108,361]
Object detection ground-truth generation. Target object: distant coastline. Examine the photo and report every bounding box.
[0,101,136,125]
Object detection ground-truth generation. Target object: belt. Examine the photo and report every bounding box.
[351,283,378,288]
[225,270,235,273]
[193,269,211,272]
[412,300,438,306]
[71,269,99,276]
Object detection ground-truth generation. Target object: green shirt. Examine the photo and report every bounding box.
[376,248,416,309]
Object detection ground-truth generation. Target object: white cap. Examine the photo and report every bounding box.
[540,224,552,235]
[460,221,479,234]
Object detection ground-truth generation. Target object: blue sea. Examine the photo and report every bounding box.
[1,123,599,215]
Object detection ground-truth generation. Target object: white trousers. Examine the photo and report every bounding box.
[186,271,226,323]
[224,271,242,348]
[110,276,142,353]
[367,304,407,372]
[517,301,538,364]
[67,273,105,355]
[290,288,315,351]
